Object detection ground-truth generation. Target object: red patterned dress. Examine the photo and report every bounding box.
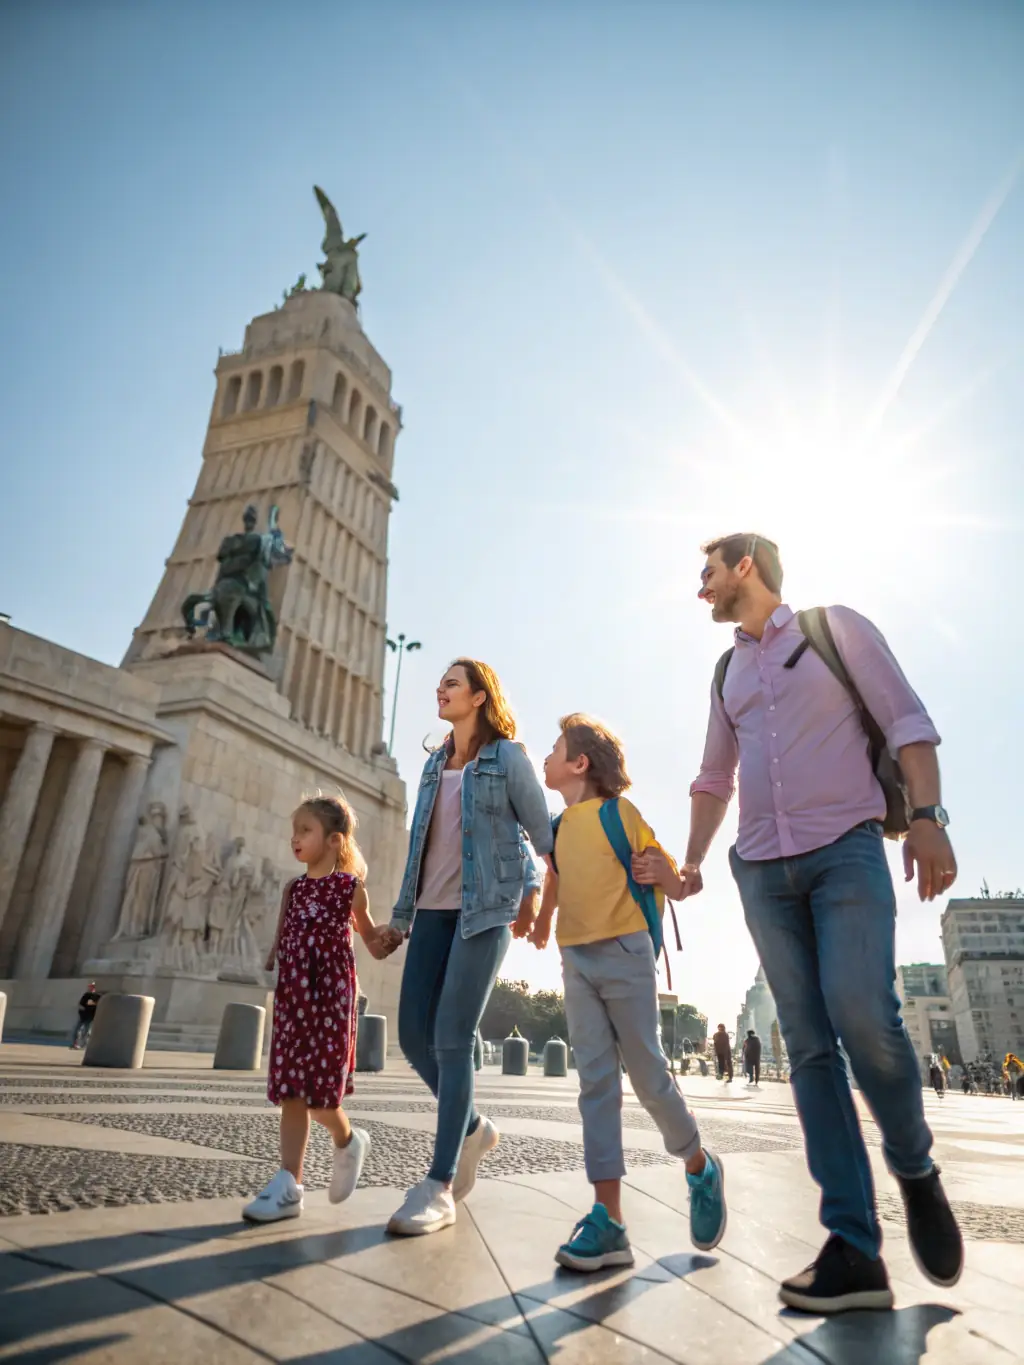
[268,870,359,1109]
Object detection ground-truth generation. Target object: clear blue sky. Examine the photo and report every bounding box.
[2,2,1022,1032]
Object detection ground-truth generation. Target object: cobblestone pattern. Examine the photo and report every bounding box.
[3,1093,273,1107]
[52,1111,671,1181]
[0,1143,277,1217]
[876,1192,1024,1244]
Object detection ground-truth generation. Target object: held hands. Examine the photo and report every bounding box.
[365,925,404,961]
[903,823,957,902]
[528,911,553,950]
[630,847,690,900]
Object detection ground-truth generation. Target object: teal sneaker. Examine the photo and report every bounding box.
[555,1204,634,1272]
[687,1149,727,1251]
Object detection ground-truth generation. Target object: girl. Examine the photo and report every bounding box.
[386,658,554,1236]
[243,795,398,1223]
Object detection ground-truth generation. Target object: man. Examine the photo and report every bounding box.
[712,1024,732,1082]
[652,532,963,1314]
[72,983,101,1050]
[742,1029,761,1086]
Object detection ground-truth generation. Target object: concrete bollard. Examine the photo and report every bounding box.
[83,993,154,1069]
[543,1037,568,1077]
[502,1031,529,1076]
[356,1013,387,1072]
[214,1003,266,1070]
[0,990,6,1045]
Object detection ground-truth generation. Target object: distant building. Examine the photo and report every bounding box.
[896,963,960,1075]
[736,964,777,1047]
[941,897,1024,1063]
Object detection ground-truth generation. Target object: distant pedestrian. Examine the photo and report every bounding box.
[742,1029,761,1085]
[71,983,101,1050]
[529,713,726,1272]
[680,532,963,1312]
[929,1062,945,1099]
[712,1024,733,1082]
[242,795,398,1224]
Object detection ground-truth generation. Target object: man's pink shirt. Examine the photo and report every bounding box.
[690,604,939,861]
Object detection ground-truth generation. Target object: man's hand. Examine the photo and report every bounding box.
[528,911,553,950]
[631,847,684,899]
[903,822,957,902]
[512,888,540,940]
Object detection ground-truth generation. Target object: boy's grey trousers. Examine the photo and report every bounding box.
[562,930,701,1182]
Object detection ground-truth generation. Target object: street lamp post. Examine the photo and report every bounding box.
[386,632,421,756]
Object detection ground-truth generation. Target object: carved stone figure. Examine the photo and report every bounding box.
[314,186,366,303]
[182,505,293,655]
[205,841,234,956]
[245,858,283,954]
[112,802,167,939]
[160,808,217,969]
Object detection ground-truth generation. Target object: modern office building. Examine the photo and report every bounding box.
[941,897,1024,1063]
[896,963,960,1072]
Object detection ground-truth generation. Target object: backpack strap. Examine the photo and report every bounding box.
[549,812,562,875]
[598,798,664,959]
[796,608,887,764]
[713,647,735,703]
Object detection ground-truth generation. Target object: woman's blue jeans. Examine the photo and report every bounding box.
[730,821,934,1259]
[398,910,511,1183]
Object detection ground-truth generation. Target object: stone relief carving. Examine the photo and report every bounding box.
[112,802,168,940]
[103,805,291,982]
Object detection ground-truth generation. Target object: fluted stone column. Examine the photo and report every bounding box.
[14,738,106,979]
[0,723,57,937]
[76,752,151,966]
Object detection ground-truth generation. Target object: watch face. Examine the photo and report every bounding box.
[935,806,950,828]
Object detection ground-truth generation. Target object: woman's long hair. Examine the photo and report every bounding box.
[444,657,516,760]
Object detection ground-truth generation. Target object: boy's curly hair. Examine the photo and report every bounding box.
[560,713,631,800]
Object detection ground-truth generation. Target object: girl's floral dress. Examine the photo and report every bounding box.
[268,870,358,1109]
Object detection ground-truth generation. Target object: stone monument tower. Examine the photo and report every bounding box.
[0,190,409,1047]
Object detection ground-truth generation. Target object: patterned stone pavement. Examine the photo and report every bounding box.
[1,1043,1023,1362]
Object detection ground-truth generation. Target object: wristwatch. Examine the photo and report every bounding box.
[910,805,950,828]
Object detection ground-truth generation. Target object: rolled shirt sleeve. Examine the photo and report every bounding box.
[826,606,940,756]
[690,681,739,803]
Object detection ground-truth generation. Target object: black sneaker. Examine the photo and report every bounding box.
[897,1167,964,1287]
[779,1234,894,1314]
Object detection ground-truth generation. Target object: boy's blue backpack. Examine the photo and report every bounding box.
[551,798,682,985]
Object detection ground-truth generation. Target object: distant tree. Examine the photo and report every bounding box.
[675,1004,708,1047]
[480,980,532,1041]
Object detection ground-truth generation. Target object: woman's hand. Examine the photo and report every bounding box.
[511,887,540,939]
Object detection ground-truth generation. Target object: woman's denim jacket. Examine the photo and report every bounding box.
[392,738,554,939]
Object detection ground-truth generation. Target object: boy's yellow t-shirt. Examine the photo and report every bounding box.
[553,797,676,948]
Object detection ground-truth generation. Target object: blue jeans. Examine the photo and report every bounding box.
[729,821,933,1259]
[398,910,511,1183]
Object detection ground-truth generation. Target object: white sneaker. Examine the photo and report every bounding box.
[243,1169,304,1223]
[386,1178,456,1236]
[329,1127,370,1204]
[452,1117,499,1202]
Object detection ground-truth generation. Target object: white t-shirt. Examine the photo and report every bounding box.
[415,768,464,911]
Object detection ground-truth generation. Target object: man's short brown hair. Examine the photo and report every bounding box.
[560,713,631,799]
[701,532,783,594]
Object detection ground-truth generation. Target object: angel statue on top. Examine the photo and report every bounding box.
[314,185,366,303]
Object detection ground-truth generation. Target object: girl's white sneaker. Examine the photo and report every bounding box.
[330,1127,371,1204]
[452,1117,499,1202]
[243,1169,304,1223]
[386,1178,456,1236]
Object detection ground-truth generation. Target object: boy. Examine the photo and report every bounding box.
[529,713,726,1270]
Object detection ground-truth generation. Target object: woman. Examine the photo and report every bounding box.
[387,658,553,1236]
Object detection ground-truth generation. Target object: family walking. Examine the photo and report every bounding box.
[243,531,964,1316]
